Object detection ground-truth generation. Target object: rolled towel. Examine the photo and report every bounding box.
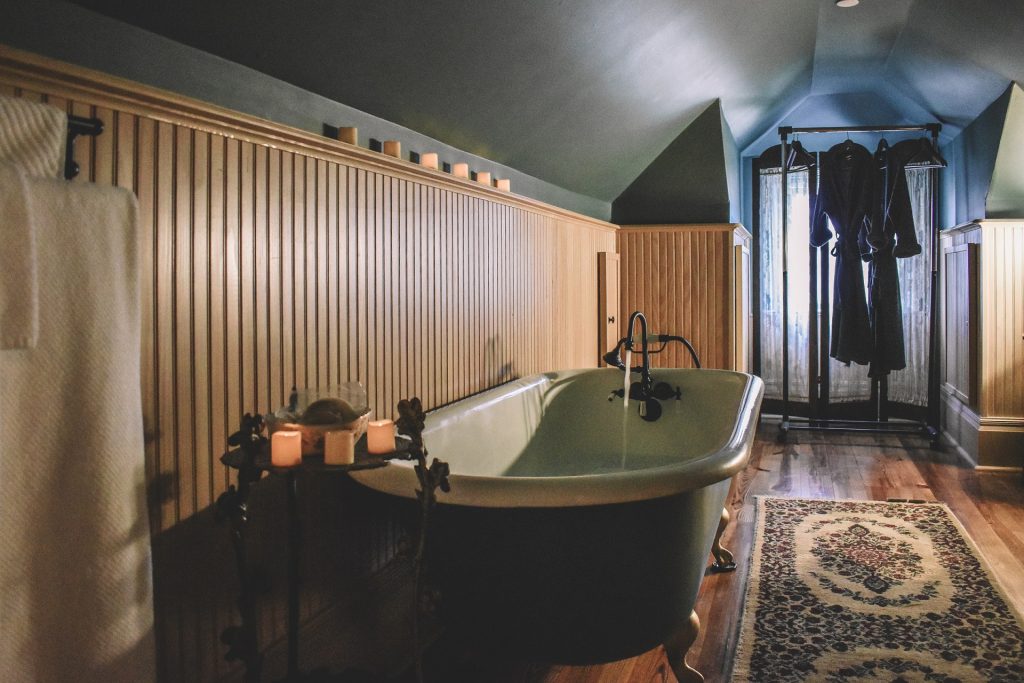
[0,95,67,178]
[0,163,38,349]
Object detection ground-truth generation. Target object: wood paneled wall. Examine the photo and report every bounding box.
[939,220,1024,469]
[940,221,1024,418]
[618,224,750,370]
[977,221,1024,418]
[0,46,615,681]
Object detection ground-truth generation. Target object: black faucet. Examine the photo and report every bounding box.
[604,311,662,420]
[626,311,654,404]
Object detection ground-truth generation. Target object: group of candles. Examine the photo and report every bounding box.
[270,419,396,467]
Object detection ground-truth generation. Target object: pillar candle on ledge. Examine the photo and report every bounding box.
[271,430,303,467]
[336,127,358,145]
[324,429,355,465]
[419,152,439,170]
[367,419,396,454]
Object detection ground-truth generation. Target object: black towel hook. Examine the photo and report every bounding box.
[65,114,103,180]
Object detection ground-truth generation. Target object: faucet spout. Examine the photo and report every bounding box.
[603,310,662,421]
[625,311,653,400]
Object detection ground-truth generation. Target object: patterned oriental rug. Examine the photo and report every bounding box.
[733,497,1024,682]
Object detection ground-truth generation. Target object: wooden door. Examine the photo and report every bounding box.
[943,242,979,407]
[733,243,752,372]
[598,251,621,364]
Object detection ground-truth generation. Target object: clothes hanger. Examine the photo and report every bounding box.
[903,136,947,169]
[786,138,816,170]
[838,134,858,161]
[875,138,890,166]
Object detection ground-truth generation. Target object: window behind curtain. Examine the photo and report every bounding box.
[759,168,810,401]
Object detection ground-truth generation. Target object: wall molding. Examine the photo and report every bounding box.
[618,222,749,235]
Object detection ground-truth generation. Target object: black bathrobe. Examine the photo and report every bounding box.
[868,139,924,259]
[864,139,926,377]
[810,141,876,366]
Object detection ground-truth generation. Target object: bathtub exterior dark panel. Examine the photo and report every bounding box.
[400,480,731,664]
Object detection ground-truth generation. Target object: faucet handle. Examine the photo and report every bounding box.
[639,397,662,422]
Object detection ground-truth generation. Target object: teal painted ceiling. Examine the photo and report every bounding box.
[64,0,1024,202]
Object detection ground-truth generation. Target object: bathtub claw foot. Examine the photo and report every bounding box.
[665,610,703,683]
[710,507,736,572]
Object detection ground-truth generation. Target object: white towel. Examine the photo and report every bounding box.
[0,177,156,682]
[0,95,66,178]
[0,164,39,349]
[0,96,66,350]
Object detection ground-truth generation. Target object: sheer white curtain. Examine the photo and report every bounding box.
[888,168,932,406]
[759,169,810,401]
[759,166,932,407]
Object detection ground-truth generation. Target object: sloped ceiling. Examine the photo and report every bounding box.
[60,0,1024,202]
[612,100,736,225]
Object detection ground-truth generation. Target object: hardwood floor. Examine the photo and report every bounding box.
[419,423,1024,683]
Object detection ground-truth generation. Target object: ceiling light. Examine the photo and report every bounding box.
[835,0,859,6]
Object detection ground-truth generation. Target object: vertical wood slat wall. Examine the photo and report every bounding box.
[618,224,750,370]
[0,47,615,681]
[938,220,1024,468]
[940,221,1024,418]
[978,221,1024,418]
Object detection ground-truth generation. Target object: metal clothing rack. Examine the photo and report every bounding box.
[776,123,942,444]
[65,114,103,180]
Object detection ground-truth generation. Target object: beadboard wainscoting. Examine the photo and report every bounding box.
[940,220,1024,469]
[0,45,615,681]
[618,224,752,371]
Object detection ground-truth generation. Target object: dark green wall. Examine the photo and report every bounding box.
[611,100,738,225]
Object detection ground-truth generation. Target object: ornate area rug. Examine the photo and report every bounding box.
[733,497,1024,682]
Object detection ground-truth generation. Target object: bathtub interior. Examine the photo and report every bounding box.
[420,367,750,477]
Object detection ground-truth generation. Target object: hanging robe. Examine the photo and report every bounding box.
[865,138,926,377]
[867,140,905,378]
[868,139,924,258]
[809,141,876,366]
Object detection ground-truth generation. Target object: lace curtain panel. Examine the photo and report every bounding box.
[759,169,810,402]
[759,167,932,406]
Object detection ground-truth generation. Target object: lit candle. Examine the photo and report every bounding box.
[419,152,439,170]
[324,429,355,465]
[271,430,303,467]
[367,419,396,454]
[337,127,358,145]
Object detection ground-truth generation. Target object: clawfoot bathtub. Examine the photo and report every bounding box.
[350,368,762,679]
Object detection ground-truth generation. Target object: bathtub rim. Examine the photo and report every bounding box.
[349,368,764,508]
